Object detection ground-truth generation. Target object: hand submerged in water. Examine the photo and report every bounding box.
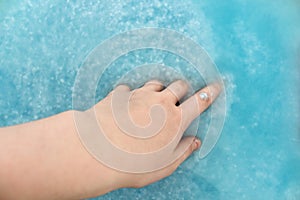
[91,80,221,187]
[0,80,221,200]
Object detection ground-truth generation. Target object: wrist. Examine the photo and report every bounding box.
[61,110,122,199]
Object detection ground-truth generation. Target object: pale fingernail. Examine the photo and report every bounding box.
[199,92,209,101]
[193,139,201,150]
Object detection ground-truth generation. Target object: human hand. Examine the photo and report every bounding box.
[0,80,221,200]
[88,80,221,189]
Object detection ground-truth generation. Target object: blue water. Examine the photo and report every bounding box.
[0,0,299,199]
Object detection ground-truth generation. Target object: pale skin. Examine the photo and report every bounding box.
[0,80,221,200]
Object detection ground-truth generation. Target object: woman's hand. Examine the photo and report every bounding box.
[91,80,221,189]
[0,80,221,200]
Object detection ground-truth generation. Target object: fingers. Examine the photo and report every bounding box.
[162,80,189,104]
[114,84,131,92]
[152,137,200,182]
[180,83,222,131]
[172,136,201,165]
[195,83,222,114]
[131,136,200,188]
[143,80,164,92]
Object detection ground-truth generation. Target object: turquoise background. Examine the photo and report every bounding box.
[0,0,299,199]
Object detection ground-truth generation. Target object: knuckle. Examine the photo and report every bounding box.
[147,79,162,84]
[149,80,164,85]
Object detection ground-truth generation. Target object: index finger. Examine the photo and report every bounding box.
[179,83,222,131]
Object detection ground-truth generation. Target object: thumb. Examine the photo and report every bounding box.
[172,136,201,169]
[129,137,200,188]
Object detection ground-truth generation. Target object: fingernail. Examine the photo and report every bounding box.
[199,92,209,101]
[193,139,201,150]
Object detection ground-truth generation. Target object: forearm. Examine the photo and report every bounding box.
[0,80,216,199]
[0,110,118,200]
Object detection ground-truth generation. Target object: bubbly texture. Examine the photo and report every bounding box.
[0,0,299,199]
